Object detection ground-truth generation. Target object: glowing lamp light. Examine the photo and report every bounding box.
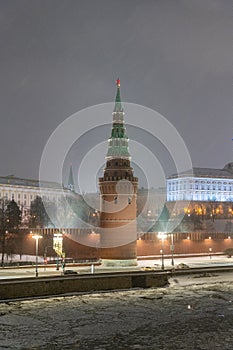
[158,233,167,270]
[158,232,167,240]
[32,234,43,278]
[32,234,43,241]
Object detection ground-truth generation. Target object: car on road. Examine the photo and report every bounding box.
[63,270,78,275]
[141,266,156,271]
[176,263,190,269]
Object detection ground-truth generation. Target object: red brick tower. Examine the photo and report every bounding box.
[99,79,138,266]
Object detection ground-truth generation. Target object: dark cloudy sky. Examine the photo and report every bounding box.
[0,0,232,191]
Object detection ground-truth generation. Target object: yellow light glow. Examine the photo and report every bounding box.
[158,232,167,240]
[32,234,42,240]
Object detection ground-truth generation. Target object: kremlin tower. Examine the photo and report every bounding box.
[98,79,138,266]
[67,164,75,192]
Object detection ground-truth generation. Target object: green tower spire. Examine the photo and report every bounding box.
[106,79,131,160]
[114,78,123,113]
[67,164,75,192]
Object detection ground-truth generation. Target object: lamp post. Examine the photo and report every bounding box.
[158,232,167,270]
[170,233,175,267]
[32,234,42,277]
[53,233,63,271]
[160,249,164,270]
[209,247,212,260]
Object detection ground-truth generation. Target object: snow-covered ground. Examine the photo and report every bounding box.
[0,271,233,349]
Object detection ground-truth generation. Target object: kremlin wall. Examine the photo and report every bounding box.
[5,227,233,265]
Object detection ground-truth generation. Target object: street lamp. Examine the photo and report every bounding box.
[53,233,63,270]
[160,249,164,269]
[158,232,167,270]
[170,233,175,267]
[32,234,42,277]
[209,247,212,260]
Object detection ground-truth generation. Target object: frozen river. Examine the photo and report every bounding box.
[0,271,233,349]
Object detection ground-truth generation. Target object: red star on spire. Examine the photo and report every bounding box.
[116,78,120,87]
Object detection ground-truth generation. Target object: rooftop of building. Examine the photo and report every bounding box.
[0,175,66,190]
[168,162,233,180]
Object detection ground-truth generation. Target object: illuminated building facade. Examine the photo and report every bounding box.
[0,175,72,222]
[167,163,233,202]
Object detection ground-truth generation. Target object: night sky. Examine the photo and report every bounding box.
[0,1,232,192]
